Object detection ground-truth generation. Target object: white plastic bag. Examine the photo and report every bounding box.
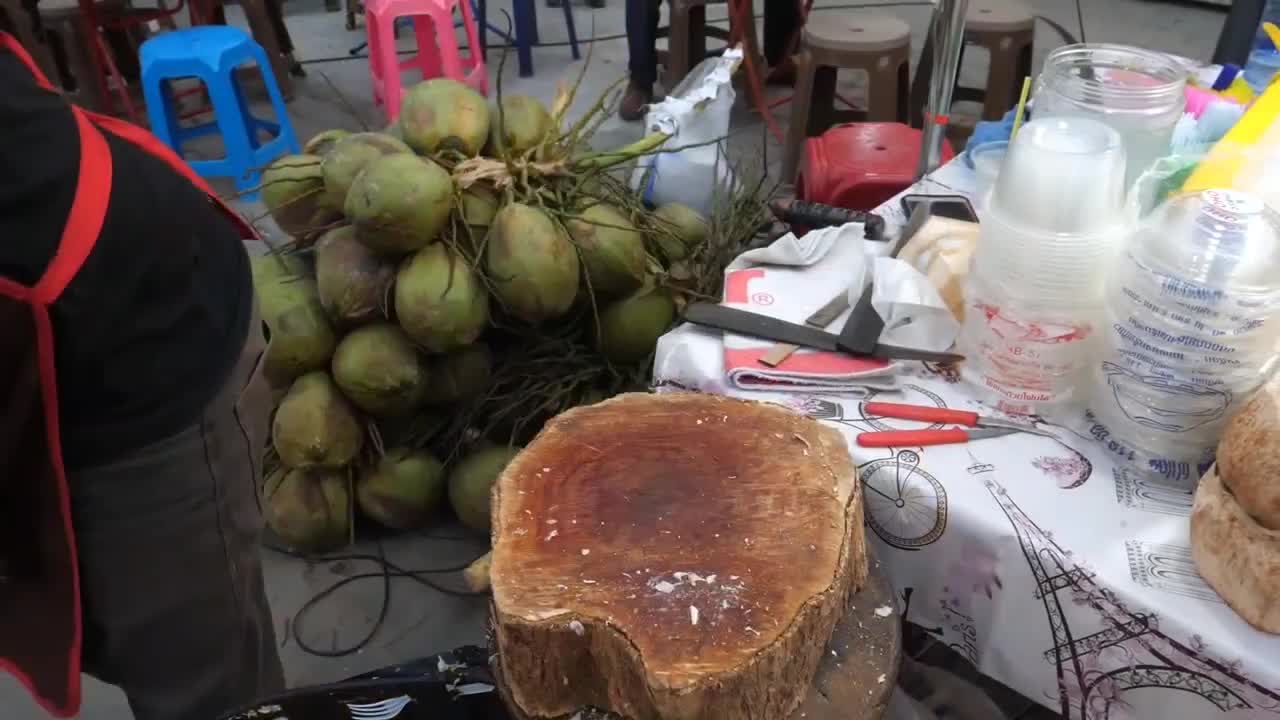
[630,47,742,216]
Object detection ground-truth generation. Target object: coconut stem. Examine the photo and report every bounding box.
[573,132,671,172]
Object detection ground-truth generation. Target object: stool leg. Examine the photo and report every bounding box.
[909,18,934,129]
[513,0,535,77]
[457,0,489,93]
[251,45,300,154]
[864,61,897,123]
[782,48,816,181]
[688,4,706,68]
[239,0,294,99]
[896,58,910,123]
[141,71,181,152]
[560,0,579,61]
[366,4,383,107]
[810,64,836,129]
[430,8,465,81]
[204,72,259,192]
[413,13,444,80]
[666,0,691,89]
[981,40,1016,120]
[376,12,404,119]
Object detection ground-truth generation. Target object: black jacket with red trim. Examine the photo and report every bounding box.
[0,34,259,718]
[0,47,253,469]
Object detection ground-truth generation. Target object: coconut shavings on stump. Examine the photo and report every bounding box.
[490,392,868,720]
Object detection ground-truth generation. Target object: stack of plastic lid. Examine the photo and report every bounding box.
[1087,189,1280,487]
[960,116,1130,418]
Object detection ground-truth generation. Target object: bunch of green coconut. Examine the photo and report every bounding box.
[252,76,720,553]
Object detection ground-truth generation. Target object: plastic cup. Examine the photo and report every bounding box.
[990,116,1128,234]
[969,141,1007,209]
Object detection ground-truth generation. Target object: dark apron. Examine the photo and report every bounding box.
[0,32,258,717]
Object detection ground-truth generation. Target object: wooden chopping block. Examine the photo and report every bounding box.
[1190,464,1280,634]
[490,392,869,720]
[492,553,901,720]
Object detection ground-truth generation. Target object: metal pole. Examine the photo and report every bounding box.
[915,0,969,180]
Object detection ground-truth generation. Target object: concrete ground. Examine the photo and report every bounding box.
[0,0,1231,716]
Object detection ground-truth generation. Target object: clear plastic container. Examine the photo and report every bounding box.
[1033,44,1187,189]
[1087,189,1280,487]
[960,117,1132,418]
[968,141,1006,210]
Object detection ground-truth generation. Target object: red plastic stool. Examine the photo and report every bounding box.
[365,0,487,123]
[796,123,955,212]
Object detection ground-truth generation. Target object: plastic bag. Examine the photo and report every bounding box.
[630,47,742,216]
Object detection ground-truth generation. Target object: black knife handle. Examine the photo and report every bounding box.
[769,200,886,241]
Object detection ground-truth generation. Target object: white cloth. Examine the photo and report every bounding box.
[652,159,1280,720]
[707,222,957,394]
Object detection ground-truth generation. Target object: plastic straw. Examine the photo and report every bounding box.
[1010,76,1032,139]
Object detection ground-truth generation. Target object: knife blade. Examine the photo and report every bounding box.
[684,303,965,363]
[837,202,934,355]
[758,291,851,367]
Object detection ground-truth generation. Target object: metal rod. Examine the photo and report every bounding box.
[915,0,969,180]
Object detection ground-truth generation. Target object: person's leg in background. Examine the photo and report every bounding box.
[72,319,284,720]
[621,0,661,121]
[762,0,801,84]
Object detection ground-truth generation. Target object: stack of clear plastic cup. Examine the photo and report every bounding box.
[1087,189,1280,487]
[960,116,1131,418]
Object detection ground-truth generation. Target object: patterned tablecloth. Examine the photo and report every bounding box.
[650,160,1280,720]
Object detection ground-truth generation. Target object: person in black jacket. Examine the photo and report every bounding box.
[0,34,283,720]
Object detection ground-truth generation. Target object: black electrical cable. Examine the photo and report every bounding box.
[299,0,936,65]
[1074,0,1087,44]
[266,536,489,659]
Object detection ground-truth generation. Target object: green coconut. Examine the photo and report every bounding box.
[272,372,364,468]
[597,286,677,365]
[356,448,446,530]
[399,78,491,157]
[489,96,553,155]
[251,255,338,385]
[261,154,335,239]
[426,343,492,404]
[448,445,521,533]
[344,153,454,255]
[264,467,351,552]
[566,202,647,300]
[486,203,580,323]
[457,185,500,256]
[314,226,395,327]
[303,129,352,157]
[394,242,489,352]
[652,203,709,261]
[321,132,413,211]
[331,323,427,417]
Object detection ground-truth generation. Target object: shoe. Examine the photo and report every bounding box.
[766,56,797,87]
[619,82,653,122]
[587,0,605,7]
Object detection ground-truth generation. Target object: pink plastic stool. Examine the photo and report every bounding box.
[365,0,488,122]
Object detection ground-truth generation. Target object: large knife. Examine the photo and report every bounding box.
[838,202,935,355]
[684,303,965,363]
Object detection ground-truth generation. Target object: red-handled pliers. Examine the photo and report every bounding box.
[855,402,1054,448]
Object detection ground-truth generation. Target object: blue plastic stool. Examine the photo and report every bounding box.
[140,26,300,199]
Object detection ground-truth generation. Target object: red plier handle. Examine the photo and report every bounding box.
[863,402,980,427]
[856,428,973,447]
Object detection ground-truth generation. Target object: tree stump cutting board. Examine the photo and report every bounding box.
[490,392,869,720]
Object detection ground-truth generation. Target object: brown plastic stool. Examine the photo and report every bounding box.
[660,0,761,89]
[782,13,911,180]
[910,0,1034,127]
[38,0,135,111]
